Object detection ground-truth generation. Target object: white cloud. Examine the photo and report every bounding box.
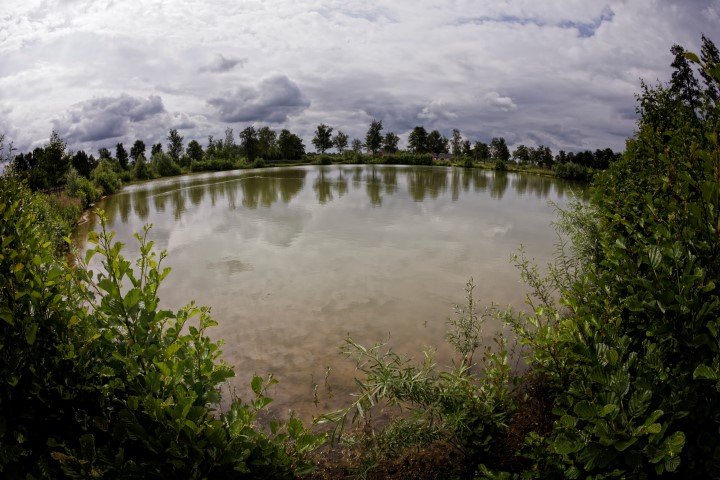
[1,0,718,153]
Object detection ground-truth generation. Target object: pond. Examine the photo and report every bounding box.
[74,165,586,420]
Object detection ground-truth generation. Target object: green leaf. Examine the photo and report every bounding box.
[25,323,38,345]
[683,51,701,64]
[251,375,263,395]
[123,288,143,310]
[693,364,719,381]
[553,432,585,454]
[614,437,638,451]
[573,401,597,420]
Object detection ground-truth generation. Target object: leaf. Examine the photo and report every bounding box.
[665,455,681,472]
[573,401,597,420]
[123,288,143,310]
[693,364,719,381]
[251,375,263,396]
[614,437,638,451]
[25,323,38,345]
[553,432,585,455]
[628,389,652,418]
[683,51,701,64]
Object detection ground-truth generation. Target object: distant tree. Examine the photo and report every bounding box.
[512,144,530,163]
[71,150,93,177]
[538,145,554,168]
[450,129,463,156]
[382,132,400,154]
[133,153,151,180]
[473,141,489,160]
[408,126,428,153]
[351,138,363,154]
[312,124,333,154]
[98,147,112,161]
[151,143,163,156]
[555,149,568,164]
[669,44,703,115]
[365,120,383,156]
[462,140,472,157]
[332,130,349,154]
[278,129,305,160]
[700,34,720,106]
[426,130,448,155]
[186,140,204,163]
[489,137,510,162]
[166,129,184,163]
[115,143,129,170]
[239,126,259,161]
[130,140,146,164]
[35,131,70,190]
[257,126,278,159]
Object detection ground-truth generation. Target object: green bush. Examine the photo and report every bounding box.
[190,159,238,172]
[0,174,325,478]
[90,160,122,195]
[320,280,513,475]
[494,159,507,171]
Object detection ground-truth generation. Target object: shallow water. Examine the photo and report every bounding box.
[74,165,586,420]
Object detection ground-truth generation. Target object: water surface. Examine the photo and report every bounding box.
[75,165,585,419]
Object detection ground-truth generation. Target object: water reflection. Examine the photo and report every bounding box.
[74,165,588,422]
[78,167,587,243]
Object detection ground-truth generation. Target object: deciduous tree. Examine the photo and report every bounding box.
[166,128,184,163]
[408,126,428,154]
[332,130,349,154]
[365,120,383,156]
[312,123,333,154]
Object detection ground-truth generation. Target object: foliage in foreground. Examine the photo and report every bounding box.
[322,38,720,478]
[0,173,324,478]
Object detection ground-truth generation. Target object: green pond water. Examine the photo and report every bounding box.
[74,165,586,420]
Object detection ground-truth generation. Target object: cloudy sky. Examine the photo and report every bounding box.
[1,0,718,156]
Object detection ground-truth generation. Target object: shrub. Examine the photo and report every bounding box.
[0,174,325,477]
[494,159,507,171]
[90,160,122,195]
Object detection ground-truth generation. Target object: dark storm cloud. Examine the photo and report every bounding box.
[207,76,310,124]
[53,94,166,143]
[199,54,247,73]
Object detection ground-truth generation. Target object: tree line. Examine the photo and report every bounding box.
[5,118,622,204]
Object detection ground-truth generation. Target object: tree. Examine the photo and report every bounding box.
[130,140,146,164]
[312,124,333,154]
[382,132,400,154]
[33,131,70,190]
[474,141,489,160]
[351,138,363,154]
[239,126,259,162]
[151,143,163,156]
[365,120,383,156]
[257,126,278,159]
[72,150,94,177]
[278,129,305,160]
[462,140,472,157]
[98,147,112,161]
[700,34,720,107]
[489,137,510,162]
[115,143,129,170]
[332,130,349,154]
[166,128,184,163]
[450,129,463,156]
[408,126,428,154]
[426,130,448,155]
[133,153,151,180]
[186,140,204,163]
[670,44,703,114]
[513,144,530,163]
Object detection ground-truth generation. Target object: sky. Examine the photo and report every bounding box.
[1,0,719,156]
